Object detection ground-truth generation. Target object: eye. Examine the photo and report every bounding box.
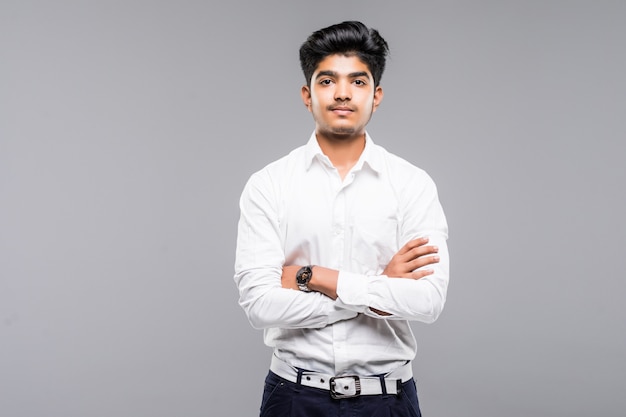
[353,79,367,86]
[320,79,333,85]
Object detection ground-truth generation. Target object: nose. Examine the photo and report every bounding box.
[334,80,351,101]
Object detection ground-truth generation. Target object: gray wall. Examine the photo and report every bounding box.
[1,1,624,416]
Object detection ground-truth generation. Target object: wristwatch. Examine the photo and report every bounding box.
[296,265,314,292]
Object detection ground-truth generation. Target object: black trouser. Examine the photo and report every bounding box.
[260,371,422,417]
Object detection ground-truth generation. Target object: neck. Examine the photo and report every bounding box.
[316,132,366,180]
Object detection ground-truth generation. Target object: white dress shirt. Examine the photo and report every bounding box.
[234,132,449,376]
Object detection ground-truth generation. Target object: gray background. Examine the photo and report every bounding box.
[1,1,625,416]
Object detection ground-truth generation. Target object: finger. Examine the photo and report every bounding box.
[409,268,434,280]
[397,237,429,255]
[405,245,438,261]
[409,255,440,271]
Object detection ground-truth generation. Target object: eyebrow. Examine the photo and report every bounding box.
[315,70,371,80]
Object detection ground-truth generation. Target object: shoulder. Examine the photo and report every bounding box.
[254,145,306,177]
[371,142,435,187]
[242,145,307,195]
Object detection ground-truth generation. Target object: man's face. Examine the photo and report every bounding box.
[301,54,383,141]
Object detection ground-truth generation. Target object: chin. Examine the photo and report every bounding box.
[328,125,359,135]
[318,123,364,140]
[333,128,356,135]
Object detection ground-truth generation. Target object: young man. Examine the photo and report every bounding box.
[234,21,449,417]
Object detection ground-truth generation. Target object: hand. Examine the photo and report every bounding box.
[370,238,439,316]
[382,237,439,280]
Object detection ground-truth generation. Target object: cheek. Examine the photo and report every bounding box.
[311,95,328,114]
[362,96,375,113]
[311,90,326,105]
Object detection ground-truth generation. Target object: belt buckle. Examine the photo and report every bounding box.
[329,375,361,399]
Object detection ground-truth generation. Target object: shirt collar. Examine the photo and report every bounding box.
[304,131,383,174]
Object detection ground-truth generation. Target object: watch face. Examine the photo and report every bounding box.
[297,268,311,283]
[296,266,313,291]
[296,266,311,284]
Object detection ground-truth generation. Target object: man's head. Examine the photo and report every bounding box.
[299,21,389,88]
[299,22,389,141]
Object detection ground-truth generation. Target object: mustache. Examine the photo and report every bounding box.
[327,104,356,111]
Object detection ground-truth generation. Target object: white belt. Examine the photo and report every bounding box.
[269,354,412,398]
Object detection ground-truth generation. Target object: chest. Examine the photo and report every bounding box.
[278,169,400,272]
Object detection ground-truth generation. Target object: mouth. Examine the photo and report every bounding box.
[330,106,355,116]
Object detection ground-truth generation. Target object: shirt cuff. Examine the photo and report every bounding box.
[336,270,370,312]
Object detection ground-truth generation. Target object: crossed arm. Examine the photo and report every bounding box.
[281,237,440,315]
[235,168,449,329]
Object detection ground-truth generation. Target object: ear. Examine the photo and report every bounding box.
[301,85,312,111]
[372,86,384,112]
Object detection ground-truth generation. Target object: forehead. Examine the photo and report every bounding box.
[313,54,373,78]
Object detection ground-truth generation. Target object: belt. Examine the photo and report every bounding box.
[269,354,412,399]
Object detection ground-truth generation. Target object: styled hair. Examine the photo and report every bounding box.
[299,21,389,87]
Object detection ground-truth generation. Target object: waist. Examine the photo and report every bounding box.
[269,354,413,398]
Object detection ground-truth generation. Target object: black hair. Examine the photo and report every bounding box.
[299,21,389,87]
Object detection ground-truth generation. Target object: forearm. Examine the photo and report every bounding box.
[283,253,448,322]
[239,272,355,329]
[282,234,447,320]
[337,235,450,322]
[338,272,447,322]
[236,267,356,329]
[282,265,448,322]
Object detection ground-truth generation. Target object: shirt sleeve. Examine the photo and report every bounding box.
[335,169,450,323]
[234,171,358,330]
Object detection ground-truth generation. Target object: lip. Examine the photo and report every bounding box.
[330,106,354,116]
